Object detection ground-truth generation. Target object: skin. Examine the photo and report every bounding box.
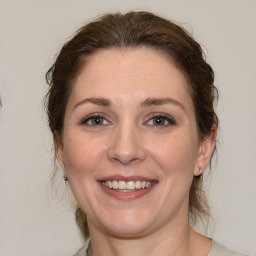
[56,47,216,256]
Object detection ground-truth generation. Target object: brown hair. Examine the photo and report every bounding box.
[46,11,218,237]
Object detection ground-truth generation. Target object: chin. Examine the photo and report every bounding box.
[94,210,157,238]
[104,222,153,238]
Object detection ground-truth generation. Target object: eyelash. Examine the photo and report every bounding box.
[80,114,111,126]
[145,114,176,127]
[80,114,176,127]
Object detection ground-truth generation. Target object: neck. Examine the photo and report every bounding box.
[88,219,202,256]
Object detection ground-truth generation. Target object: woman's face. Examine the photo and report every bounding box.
[56,48,214,237]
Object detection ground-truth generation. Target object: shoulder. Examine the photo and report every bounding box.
[73,238,248,256]
[73,238,91,256]
[209,240,248,256]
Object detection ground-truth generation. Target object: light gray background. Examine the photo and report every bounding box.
[0,1,255,255]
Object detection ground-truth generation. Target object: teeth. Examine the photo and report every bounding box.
[118,181,126,189]
[102,180,152,190]
[112,180,118,189]
[135,181,141,189]
[107,181,113,188]
[127,181,135,189]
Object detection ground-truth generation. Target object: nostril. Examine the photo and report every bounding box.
[110,156,141,165]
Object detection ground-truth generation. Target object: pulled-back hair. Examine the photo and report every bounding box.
[46,11,218,238]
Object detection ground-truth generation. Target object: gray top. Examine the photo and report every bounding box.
[73,239,247,256]
[208,240,247,256]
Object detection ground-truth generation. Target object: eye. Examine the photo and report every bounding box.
[146,115,175,126]
[81,114,110,126]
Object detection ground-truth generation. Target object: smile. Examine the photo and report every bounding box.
[99,176,157,200]
[101,180,152,191]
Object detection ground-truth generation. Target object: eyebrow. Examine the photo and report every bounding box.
[73,97,111,111]
[73,97,186,111]
[141,97,186,111]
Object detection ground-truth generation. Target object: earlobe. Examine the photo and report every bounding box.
[53,133,66,171]
[194,125,217,176]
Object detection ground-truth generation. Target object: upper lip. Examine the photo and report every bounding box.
[98,175,156,182]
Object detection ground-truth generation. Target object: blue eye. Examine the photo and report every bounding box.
[147,115,175,126]
[81,115,110,126]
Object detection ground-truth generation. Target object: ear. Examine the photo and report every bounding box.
[53,132,66,171]
[194,124,217,176]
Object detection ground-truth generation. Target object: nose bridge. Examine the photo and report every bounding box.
[107,117,145,165]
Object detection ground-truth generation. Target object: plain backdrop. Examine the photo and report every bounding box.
[0,0,255,255]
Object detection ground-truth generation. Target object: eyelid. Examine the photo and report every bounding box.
[79,112,175,126]
[80,113,111,126]
[144,113,176,126]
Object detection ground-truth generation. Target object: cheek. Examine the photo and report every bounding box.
[63,133,106,177]
[147,132,199,175]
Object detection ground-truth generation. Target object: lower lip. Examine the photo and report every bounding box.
[99,182,156,201]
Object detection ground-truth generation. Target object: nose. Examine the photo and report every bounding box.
[107,123,146,165]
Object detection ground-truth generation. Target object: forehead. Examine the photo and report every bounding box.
[69,47,193,107]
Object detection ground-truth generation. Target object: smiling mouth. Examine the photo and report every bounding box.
[101,180,153,192]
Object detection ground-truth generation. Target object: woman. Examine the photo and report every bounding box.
[45,11,246,256]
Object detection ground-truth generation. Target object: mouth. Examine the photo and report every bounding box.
[98,176,157,200]
[101,180,153,192]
